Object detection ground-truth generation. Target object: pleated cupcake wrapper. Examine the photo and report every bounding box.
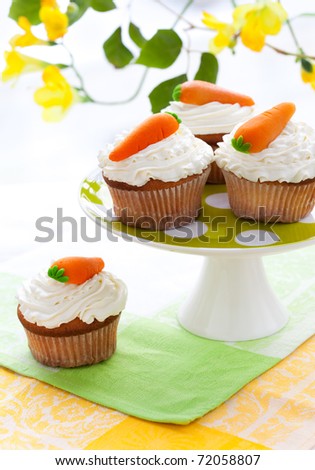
[223,170,315,223]
[197,138,225,184]
[207,161,225,185]
[108,169,210,230]
[23,315,120,368]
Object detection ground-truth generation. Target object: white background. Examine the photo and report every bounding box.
[0,0,314,314]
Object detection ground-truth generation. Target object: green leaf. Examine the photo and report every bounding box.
[67,0,90,25]
[90,0,116,12]
[172,83,182,101]
[242,142,251,152]
[103,27,134,68]
[165,112,181,124]
[47,265,69,283]
[194,52,218,83]
[129,22,146,48]
[52,266,58,275]
[231,136,251,154]
[57,276,70,283]
[9,0,41,25]
[149,74,187,113]
[136,30,182,69]
[301,58,313,73]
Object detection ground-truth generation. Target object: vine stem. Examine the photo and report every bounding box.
[278,0,306,57]
[286,17,304,55]
[91,68,150,106]
[61,0,193,106]
[61,0,314,106]
[265,42,315,60]
[155,0,194,28]
[62,40,150,106]
[61,43,94,101]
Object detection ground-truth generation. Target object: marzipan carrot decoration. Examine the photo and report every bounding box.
[109,112,181,162]
[172,80,254,107]
[48,257,105,284]
[232,102,296,154]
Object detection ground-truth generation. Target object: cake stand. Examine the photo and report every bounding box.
[79,169,315,341]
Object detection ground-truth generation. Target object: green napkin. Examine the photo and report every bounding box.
[0,247,315,424]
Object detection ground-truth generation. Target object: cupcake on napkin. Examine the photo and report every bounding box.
[98,112,213,230]
[17,256,127,367]
[166,80,255,184]
[215,102,315,223]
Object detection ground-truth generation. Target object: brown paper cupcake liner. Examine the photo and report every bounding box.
[223,170,315,223]
[195,134,226,184]
[207,161,225,184]
[23,314,120,368]
[106,167,210,230]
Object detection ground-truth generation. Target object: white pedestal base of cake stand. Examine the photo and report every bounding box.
[178,256,288,342]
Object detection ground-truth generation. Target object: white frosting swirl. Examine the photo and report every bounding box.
[98,124,213,187]
[215,121,315,183]
[165,101,254,135]
[17,271,127,328]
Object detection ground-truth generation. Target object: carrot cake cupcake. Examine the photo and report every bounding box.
[166,80,255,183]
[17,256,127,367]
[98,112,214,230]
[215,102,315,223]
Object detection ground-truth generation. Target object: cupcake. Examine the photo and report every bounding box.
[98,112,213,230]
[17,257,127,368]
[215,102,315,223]
[166,80,255,184]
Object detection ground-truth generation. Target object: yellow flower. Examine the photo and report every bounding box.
[202,12,237,54]
[2,50,48,82]
[40,0,58,6]
[233,1,288,52]
[301,62,315,90]
[39,6,68,41]
[10,16,48,48]
[34,66,80,121]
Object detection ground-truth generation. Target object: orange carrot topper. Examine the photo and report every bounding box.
[108,112,181,162]
[48,257,105,284]
[172,80,254,107]
[231,102,296,154]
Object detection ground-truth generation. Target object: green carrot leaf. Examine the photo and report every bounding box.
[231,136,251,154]
[52,265,58,275]
[172,84,182,101]
[48,265,69,283]
[56,276,70,283]
[165,112,182,124]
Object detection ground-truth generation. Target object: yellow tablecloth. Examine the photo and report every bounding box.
[1,335,314,450]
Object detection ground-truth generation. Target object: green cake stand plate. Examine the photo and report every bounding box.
[79,169,315,342]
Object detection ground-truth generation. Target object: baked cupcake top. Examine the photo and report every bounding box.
[215,102,315,183]
[16,257,127,328]
[165,80,255,135]
[98,112,214,187]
